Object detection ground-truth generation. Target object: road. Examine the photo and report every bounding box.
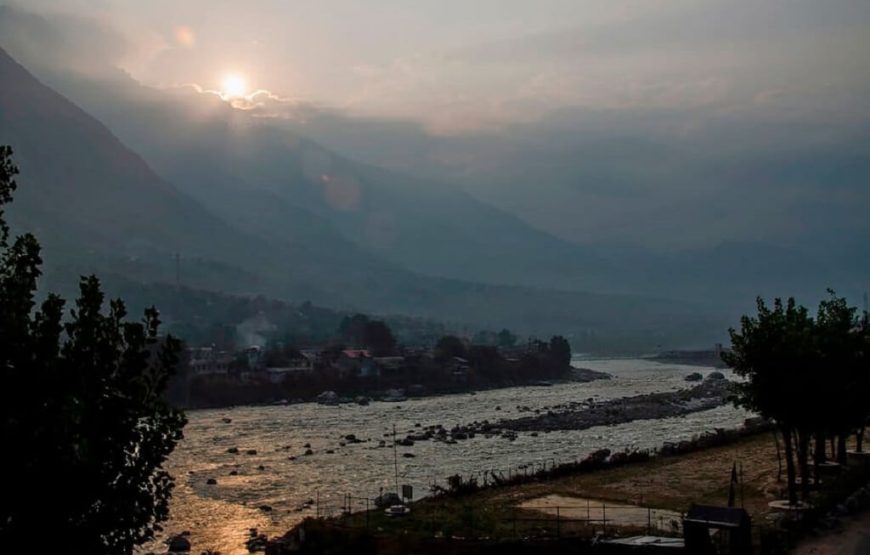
[791,512,870,555]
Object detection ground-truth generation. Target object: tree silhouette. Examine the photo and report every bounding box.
[435,335,466,362]
[724,297,815,505]
[337,314,396,355]
[338,313,370,345]
[726,293,870,505]
[0,146,186,554]
[548,335,572,367]
[814,291,869,461]
[362,320,397,356]
[496,328,517,348]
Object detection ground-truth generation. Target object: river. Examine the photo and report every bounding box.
[144,358,749,554]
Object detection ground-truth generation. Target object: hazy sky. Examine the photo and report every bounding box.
[9,0,870,132]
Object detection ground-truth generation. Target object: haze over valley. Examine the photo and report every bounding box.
[2,3,870,555]
[1,3,868,351]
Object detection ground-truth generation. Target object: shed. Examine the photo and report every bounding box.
[683,505,751,555]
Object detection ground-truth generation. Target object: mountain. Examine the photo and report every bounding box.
[0,46,408,304]
[282,105,870,307]
[0,46,725,350]
[32,68,617,294]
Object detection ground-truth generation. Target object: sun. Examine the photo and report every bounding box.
[220,73,248,99]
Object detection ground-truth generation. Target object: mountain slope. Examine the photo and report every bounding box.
[291,106,869,307]
[0,46,728,349]
[33,69,615,292]
[0,46,407,303]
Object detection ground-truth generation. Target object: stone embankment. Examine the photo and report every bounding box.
[374,377,733,446]
[500,377,730,433]
[441,376,731,438]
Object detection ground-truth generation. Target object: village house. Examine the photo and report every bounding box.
[335,349,379,378]
[264,352,317,384]
[299,348,324,369]
[185,346,234,378]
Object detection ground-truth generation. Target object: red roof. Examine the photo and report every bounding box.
[341,349,371,359]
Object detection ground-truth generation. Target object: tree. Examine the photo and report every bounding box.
[548,335,572,367]
[814,291,868,462]
[363,320,397,356]
[497,328,517,348]
[0,146,186,553]
[434,335,466,362]
[856,314,870,452]
[471,330,497,346]
[724,297,816,505]
[726,293,869,505]
[337,314,397,355]
[338,313,369,345]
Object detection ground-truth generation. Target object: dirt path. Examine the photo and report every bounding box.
[791,511,870,555]
[484,432,781,516]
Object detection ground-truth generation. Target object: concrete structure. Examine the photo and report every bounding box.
[186,347,233,377]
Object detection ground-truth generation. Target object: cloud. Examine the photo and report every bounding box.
[4,1,868,133]
[326,0,870,132]
[164,82,328,125]
[0,4,164,77]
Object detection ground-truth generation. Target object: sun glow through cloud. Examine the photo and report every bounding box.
[220,73,248,99]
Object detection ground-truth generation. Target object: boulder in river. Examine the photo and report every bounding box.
[382,388,407,402]
[167,534,191,552]
[684,372,703,382]
[316,390,340,405]
[706,371,726,380]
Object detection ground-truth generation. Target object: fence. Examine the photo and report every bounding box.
[505,502,684,537]
[313,493,684,539]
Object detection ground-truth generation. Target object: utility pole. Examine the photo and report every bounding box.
[393,424,400,500]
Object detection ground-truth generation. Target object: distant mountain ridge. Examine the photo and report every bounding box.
[0,47,724,350]
[32,67,614,293]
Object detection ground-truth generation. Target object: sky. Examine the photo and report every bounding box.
[8,0,870,132]
[0,0,867,299]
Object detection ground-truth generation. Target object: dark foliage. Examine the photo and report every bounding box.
[724,293,869,505]
[337,314,397,356]
[548,335,571,367]
[434,335,467,362]
[0,147,186,554]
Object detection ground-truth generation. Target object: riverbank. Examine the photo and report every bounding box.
[476,377,730,434]
[178,365,611,410]
[146,358,744,554]
[266,425,774,554]
[265,427,870,555]
[646,349,727,368]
